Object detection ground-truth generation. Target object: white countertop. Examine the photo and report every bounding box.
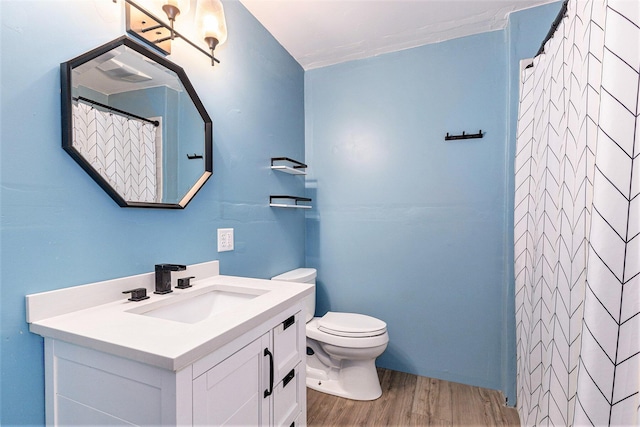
[26,261,313,371]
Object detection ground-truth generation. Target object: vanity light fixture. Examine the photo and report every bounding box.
[124,0,224,66]
[195,0,228,66]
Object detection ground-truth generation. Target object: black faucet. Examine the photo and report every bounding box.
[154,264,187,294]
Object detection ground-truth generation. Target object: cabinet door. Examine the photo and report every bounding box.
[193,335,269,426]
[273,311,302,382]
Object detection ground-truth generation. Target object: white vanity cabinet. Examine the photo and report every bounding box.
[43,305,306,426]
[192,310,305,426]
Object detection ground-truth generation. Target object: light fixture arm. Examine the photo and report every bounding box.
[124,0,221,65]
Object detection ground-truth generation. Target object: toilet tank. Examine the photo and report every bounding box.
[271,268,316,322]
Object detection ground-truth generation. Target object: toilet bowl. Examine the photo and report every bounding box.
[272,269,389,401]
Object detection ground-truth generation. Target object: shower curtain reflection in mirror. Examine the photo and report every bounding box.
[72,101,162,203]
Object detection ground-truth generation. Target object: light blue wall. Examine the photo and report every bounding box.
[304,3,561,403]
[305,29,511,395]
[0,0,304,424]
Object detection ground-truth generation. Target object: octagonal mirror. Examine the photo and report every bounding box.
[61,36,212,208]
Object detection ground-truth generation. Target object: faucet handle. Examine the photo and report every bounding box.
[176,276,195,289]
[123,288,150,302]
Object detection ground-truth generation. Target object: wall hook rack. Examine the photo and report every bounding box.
[445,130,484,141]
[187,154,203,159]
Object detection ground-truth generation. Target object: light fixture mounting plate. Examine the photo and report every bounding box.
[126,2,172,55]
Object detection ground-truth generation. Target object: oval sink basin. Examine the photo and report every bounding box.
[128,286,267,324]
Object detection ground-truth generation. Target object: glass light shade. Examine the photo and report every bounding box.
[196,0,228,46]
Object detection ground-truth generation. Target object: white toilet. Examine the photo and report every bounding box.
[272,268,389,401]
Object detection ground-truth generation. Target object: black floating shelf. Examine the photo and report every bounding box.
[270,195,312,209]
[187,153,203,159]
[445,130,484,141]
[271,157,307,175]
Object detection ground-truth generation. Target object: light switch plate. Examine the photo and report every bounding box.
[217,228,234,252]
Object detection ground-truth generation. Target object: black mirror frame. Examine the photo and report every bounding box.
[61,36,213,209]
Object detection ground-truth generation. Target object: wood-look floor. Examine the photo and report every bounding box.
[307,368,520,426]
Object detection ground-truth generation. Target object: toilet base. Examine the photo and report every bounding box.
[306,360,383,401]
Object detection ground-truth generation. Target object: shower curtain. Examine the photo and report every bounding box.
[72,102,160,203]
[514,0,639,425]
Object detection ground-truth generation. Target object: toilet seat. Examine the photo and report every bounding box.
[317,312,387,337]
[306,317,389,349]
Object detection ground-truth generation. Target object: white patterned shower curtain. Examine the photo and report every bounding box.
[514,0,639,425]
[72,102,160,203]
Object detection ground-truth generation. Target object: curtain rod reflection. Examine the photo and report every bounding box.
[73,96,160,127]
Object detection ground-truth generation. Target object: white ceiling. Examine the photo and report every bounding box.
[239,0,558,70]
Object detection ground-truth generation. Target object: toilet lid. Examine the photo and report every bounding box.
[318,312,387,338]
